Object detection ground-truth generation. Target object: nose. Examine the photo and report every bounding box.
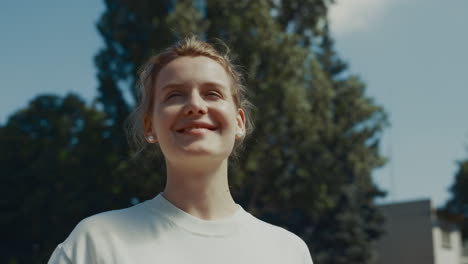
[183,91,207,116]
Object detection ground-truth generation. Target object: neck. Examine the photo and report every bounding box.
[162,159,238,220]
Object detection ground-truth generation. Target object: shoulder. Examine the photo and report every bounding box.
[56,200,154,258]
[244,215,313,263]
[69,200,150,239]
[247,216,303,244]
[48,197,176,263]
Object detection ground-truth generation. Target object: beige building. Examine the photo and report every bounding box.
[375,200,467,264]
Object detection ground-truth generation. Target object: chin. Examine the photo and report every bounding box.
[178,147,230,161]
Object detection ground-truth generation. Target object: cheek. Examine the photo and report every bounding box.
[151,107,170,135]
[218,105,239,132]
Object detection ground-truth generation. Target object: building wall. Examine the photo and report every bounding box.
[432,222,462,264]
[461,256,468,264]
[462,243,468,264]
[375,200,435,264]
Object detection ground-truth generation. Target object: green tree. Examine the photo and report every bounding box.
[444,159,468,241]
[306,24,387,263]
[0,94,149,264]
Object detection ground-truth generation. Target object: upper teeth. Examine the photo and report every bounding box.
[183,127,208,132]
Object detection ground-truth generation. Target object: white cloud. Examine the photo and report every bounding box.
[328,0,394,37]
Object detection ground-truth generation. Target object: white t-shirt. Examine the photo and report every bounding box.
[48,193,313,264]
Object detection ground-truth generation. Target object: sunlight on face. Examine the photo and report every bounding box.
[147,56,245,165]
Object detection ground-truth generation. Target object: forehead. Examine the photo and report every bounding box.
[155,56,231,91]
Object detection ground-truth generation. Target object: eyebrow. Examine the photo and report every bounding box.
[160,81,229,92]
[160,83,186,92]
[201,81,229,91]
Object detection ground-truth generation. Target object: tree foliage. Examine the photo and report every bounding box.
[446,160,468,215]
[444,159,468,240]
[1,1,389,263]
[1,95,105,263]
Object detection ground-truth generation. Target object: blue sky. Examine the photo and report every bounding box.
[1,0,467,207]
[0,1,104,115]
[329,0,468,207]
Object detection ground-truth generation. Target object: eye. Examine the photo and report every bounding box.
[166,92,182,100]
[206,90,222,99]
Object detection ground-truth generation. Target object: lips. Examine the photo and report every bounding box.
[175,121,217,133]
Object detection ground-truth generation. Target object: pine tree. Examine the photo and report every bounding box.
[306,24,387,263]
[445,159,468,241]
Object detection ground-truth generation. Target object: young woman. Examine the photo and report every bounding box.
[48,37,313,264]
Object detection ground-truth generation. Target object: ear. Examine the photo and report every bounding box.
[144,115,157,143]
[235,108,246,139]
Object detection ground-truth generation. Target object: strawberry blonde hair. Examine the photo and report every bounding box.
[126,36,254,156]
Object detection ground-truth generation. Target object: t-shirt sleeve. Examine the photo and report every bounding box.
[298,238,314,264]
[297,237,313,264]
[47,217,100,264]
[48,244,72,264]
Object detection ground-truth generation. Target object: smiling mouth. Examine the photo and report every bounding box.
[176,127,217,133]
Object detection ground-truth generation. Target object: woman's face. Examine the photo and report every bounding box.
[145,56,245,164]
